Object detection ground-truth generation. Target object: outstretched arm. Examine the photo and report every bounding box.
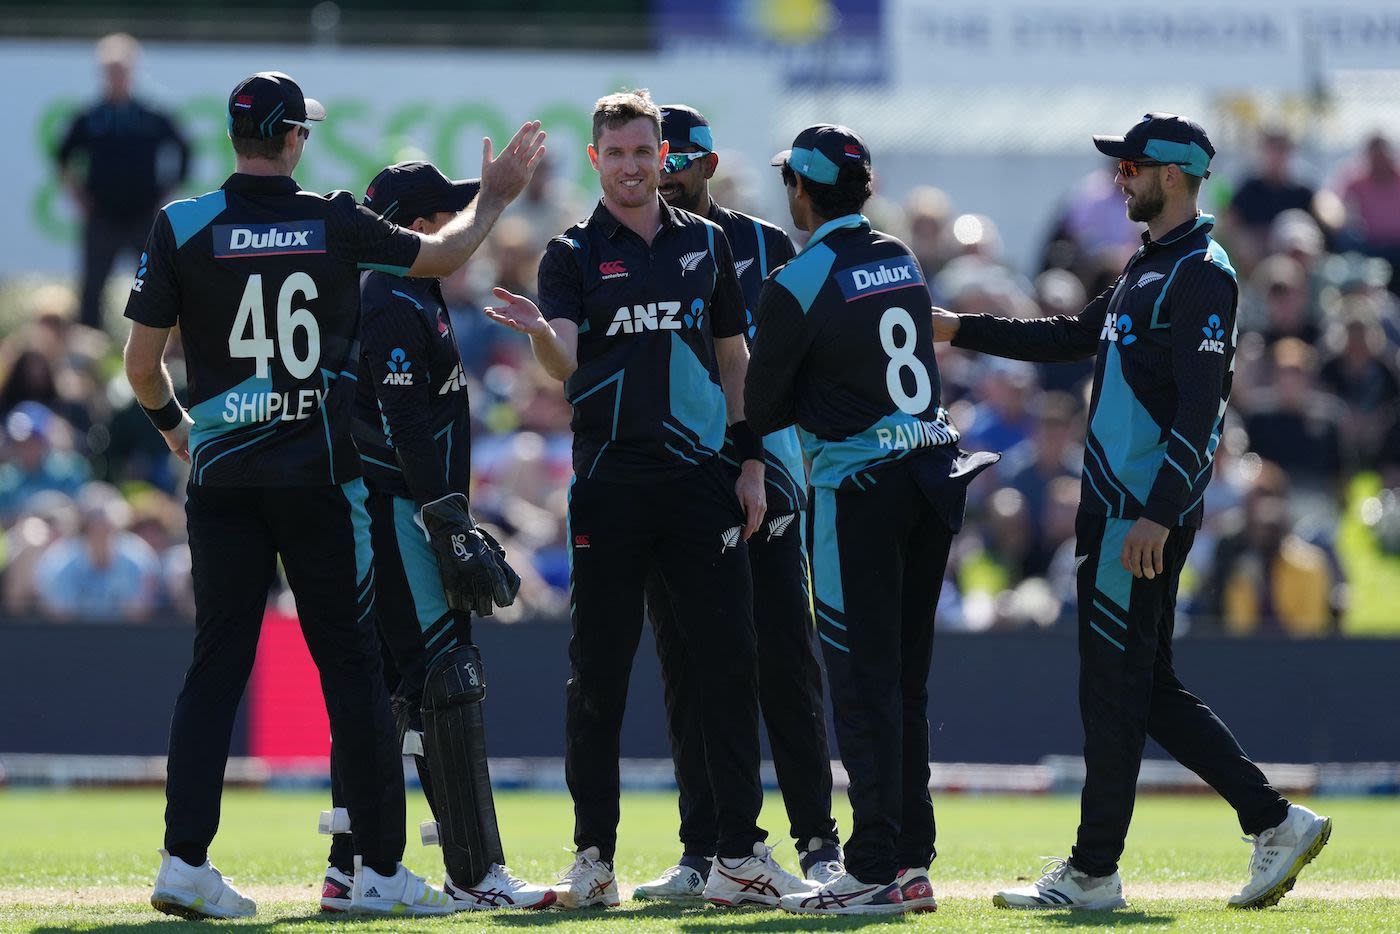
[409,121,547,278]
[482,288,578,381]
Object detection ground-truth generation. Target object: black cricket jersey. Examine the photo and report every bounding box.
[124,173,421,487]
[746,214,959,491]
[537,197,745,483]
[353,272,471,508]
[705,201,806,513]
[953,214,1237,529]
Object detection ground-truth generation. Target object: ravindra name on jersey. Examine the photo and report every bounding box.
[746,214,960,491]
[537,198,746,483]
[124,174,421,488]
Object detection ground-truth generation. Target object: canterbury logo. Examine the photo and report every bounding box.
[734,257,755,278]
[680,251,707,274]
[766,514,794,541]
[599,260,627,279]
[721,526,742,553]
[1134,271,1165,289]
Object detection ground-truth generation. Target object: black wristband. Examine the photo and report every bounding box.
[141,398,184,432]
[729,420,763,462]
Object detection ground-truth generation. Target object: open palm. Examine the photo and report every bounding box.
[483,287,548,336]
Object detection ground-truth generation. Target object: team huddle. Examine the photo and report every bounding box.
[123,73,1331,919]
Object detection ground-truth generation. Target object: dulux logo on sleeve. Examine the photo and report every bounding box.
[214,221,327,258]
[835,257,924,302]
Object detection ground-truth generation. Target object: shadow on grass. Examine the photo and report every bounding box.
[1034,907,1175,927]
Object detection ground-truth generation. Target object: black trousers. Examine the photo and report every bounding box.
[809,461,954,885]
[166,480,405,870]
[566,458,765,862]
[80,214,150,331]
[328,490,470,871]
[1071,512,1290,876]
[645,505,835,856]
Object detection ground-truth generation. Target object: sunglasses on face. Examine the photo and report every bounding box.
[1116,159,1170,177]
[663,151,709,174]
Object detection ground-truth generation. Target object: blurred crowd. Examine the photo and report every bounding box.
[2,122,1398,636]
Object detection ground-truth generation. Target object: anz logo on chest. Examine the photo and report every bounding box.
[605,298,707,336]
[1100,311,1137,346]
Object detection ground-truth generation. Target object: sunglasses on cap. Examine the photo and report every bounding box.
[663,151,709,174]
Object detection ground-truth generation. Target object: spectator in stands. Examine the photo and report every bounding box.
[1319,296,1400,471]
[54,33,190,331]
[962,358,1039,456]
[1002,390,1083,574]
[1223,128,1318,276]
[32,488,161,623]
[1247,254,1322,348]
[904,185,954,277]
[1241,339,1345,508]
[1040,166,1142,280]
[1334,132,1400,287]
[1,491,77,617]
[0,403,89,523]
[1221,469,1336,638]
[1030,270,1094,394]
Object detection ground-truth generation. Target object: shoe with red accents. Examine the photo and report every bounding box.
[446,864,557,910]
[704,842,816,908]
[780,870,905,916]
[896,866,938,912]
[320,866,353,913]
[553,847,619,909]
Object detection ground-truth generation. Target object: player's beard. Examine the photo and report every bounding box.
[1126,174,1165,223]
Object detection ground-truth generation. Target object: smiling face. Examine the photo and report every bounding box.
[589,118,668,211]
[658,144,715,214]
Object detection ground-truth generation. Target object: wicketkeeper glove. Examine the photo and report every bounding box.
[419,493,522,617]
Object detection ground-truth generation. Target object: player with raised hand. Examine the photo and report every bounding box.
[483,88,813,910]
[316,160,552,913]
[123,69,543,919]
[748,125,997,916]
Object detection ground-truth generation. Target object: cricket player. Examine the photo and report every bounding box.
[933,113,1331,910]
[480,88,814,909]
[123,70,544,918]
[748,124,996,916]
[633,103,842,900]
[316,160,553,912]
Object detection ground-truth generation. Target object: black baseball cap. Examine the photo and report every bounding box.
[364,161,480,225]
[228,71,325,139]
[771,124,871,185]
[660,104,714,152]
[1093,112,1215,178]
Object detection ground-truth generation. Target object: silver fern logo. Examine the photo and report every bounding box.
[733,257,754,278]
[1134,271,1164,289]
[680,251,707,274]
[720,526,742,553]
[766,514,794,541]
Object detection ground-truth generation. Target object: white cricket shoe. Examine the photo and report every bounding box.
[445,864,556,910]
[1228,803,1332,909]
[633,863,707,900]
[704,841,817,907]
[350,861,454,916]
[553,846,619,909]
[993,857,1126,910]
[319,865,353,912]
[150,849,256,920]
[896,867,938,913]
[780,870,905,916]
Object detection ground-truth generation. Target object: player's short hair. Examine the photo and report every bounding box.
[230,120,291,160]
[592,89,662,146]
[782,161,873,220]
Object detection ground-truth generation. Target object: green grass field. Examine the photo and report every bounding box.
[1,789,1396,931]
